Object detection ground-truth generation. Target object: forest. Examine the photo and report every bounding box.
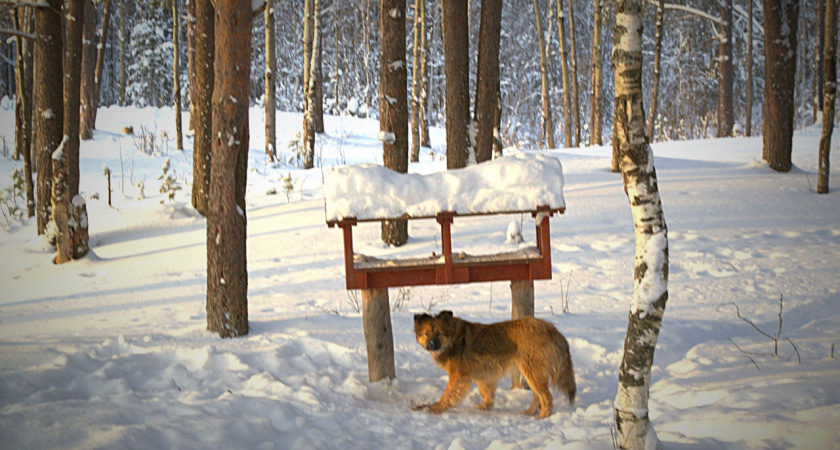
[0,0,830,148]
[0,1,836,448]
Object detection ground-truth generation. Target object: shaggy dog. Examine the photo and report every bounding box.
[413,311,575,418]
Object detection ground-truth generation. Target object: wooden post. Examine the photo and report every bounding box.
[362,288,395,382]
[510,280,534,388]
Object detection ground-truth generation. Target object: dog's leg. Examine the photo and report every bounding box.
[475,380,496,411]
[523,391,541,416]
[423,373,471,414]
[518,362,554,418]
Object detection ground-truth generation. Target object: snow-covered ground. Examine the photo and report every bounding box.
[1,101,839,449]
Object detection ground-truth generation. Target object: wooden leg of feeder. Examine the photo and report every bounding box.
[510,280,534,389]
[362,288,395,382]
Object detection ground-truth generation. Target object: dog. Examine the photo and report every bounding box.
[412,310,575,418]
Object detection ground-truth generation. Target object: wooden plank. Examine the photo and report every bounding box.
[326,207,565,227]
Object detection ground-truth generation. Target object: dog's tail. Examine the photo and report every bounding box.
[550,332,576,407]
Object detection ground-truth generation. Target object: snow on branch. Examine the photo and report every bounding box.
[647,0,722,25]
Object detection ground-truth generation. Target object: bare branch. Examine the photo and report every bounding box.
[729,337,774,359]
[725,302,775,340]
[0,27,36,41]
[786,338,800,364]
[646,0,722,25]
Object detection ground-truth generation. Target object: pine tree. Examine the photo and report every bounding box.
[380,0,408,246]
[762,0,800,172]
[206,0,252,338]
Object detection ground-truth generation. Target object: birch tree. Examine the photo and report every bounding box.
[173,0,183,151]
[566,0,581,146]
[265,0,278,162]
[556,0,573,148]
[612,0,670,447]
[410,0,424,163]
[533,0,555,149]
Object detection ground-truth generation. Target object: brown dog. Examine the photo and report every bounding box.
[413,311,575,418]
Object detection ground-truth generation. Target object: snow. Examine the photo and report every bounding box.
[325,152,565,222]
[1,104,840,449]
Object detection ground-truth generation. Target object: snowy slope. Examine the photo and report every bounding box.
[0,102,839,449]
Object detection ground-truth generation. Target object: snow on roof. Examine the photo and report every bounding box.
[324,152,565,222]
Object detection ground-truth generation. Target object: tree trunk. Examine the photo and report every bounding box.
[717,0,734,137]
[13,8,35,218]
[302,0,324,132]
[206,0,251,338]
[302,0,315,169]
[419,0,431,148]
[410,0,424,163]
[815,0,826,122]
[533,0,555,149]
[173,0,184,151]
[647,0,664,142]
[818,0,836,194]
[192,0,214,215]
[79,0,97,141]
[52,138,72,264]
[590,0,603,146]
[745,0,753,137]
[186,0,195,129]
[119,0,127,107]
[303,0,321,170]
[381,0,409,246]
[91,0,113,128]
[762,0,800,172]
[612,1,670,447]
[556,0,572,148]
[35,0,64,235]
[442,0,471,169]
[64,0,86,201]
[313,15,325,134]
[474,0,502,162]
[493,88,503,157]
[567,0,581,147]
[265,0,278,162]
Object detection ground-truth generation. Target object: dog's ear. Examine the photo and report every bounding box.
[414,313,431,324]
[438,310,453,321]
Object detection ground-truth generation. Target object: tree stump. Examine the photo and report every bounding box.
[362,288,395,382]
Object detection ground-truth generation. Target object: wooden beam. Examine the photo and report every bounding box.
[362,288,395,382]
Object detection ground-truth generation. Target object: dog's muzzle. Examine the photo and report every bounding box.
[425,338,441,352]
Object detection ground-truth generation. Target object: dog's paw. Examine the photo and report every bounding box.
[411,403,431,411]
[426,403,447,414]
[475,402,494,411]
